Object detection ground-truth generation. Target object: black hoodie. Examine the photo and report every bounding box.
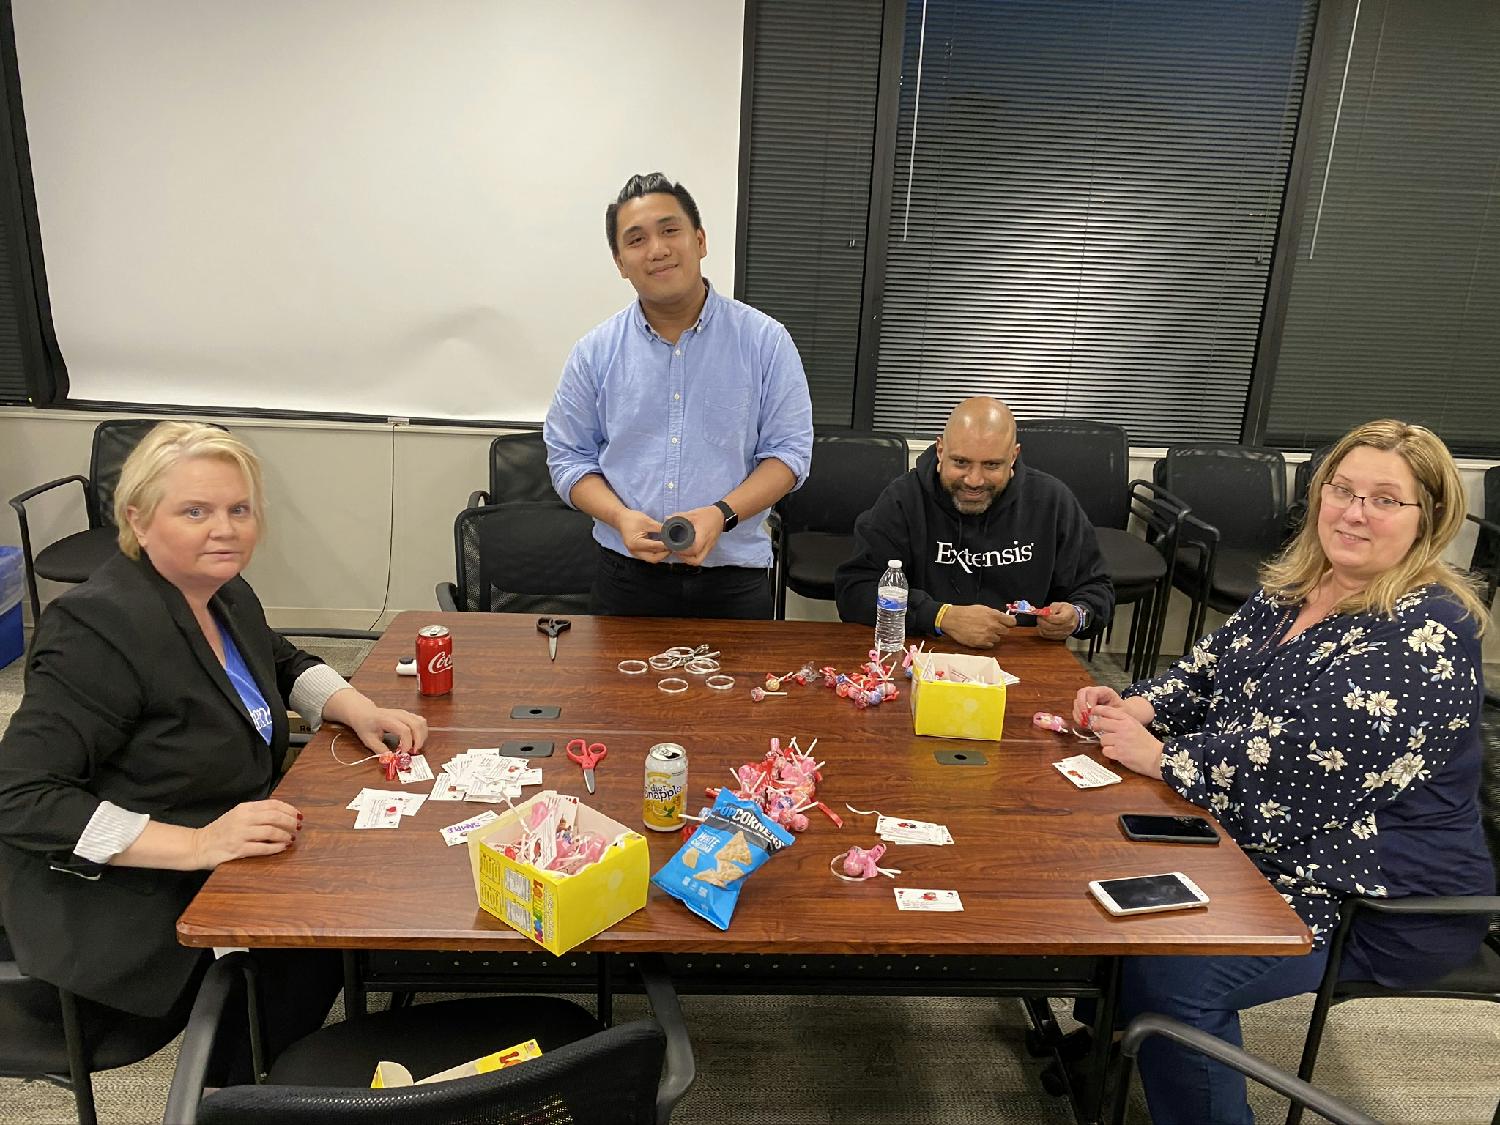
[834,444,1113,638]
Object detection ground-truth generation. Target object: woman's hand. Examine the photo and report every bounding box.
[1088,704,1165,779]
[323,688,429,755]
[192,800,302,868]
[1073,685,1123,727]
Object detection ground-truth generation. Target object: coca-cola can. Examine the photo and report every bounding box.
[416,625,454,696]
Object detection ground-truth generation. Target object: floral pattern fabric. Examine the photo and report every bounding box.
[1123,585,1483,946]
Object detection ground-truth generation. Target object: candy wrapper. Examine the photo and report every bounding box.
[652,789,794,930]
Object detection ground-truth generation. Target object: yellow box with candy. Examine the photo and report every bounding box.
[467,791,650,955]
[909,651,1014,741]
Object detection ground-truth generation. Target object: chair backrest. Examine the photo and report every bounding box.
[1157,443,1288,551]
[487,432,559,506]
[89,419,170,530]
[454,501,595,614]
[1014,418,1130,529]
[197,1020,667,1125]
[1284,443,1336,541]
[776,431,909,536]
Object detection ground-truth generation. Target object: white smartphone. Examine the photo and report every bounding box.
[1088,871,1210,916]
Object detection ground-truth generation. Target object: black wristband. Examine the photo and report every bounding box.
[714,500,739,532]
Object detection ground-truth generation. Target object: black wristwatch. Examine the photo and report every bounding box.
[714,500,739,532]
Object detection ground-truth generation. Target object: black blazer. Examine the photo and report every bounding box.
[0,553,323,1017]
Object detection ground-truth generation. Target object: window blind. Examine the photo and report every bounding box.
[873,0,1314,443]
[738,0,884,428]
[1265,0,1500,457]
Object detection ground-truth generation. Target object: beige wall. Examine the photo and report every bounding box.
[3,408,1496,662]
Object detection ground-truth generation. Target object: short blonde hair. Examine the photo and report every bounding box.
[114,422,266,559]
[1262,419,1487,632]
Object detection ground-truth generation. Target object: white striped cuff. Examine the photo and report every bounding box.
[75,801,150,864]
[288,663,353,730]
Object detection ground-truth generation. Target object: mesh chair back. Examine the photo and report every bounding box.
[90,420,169,529]
[777,432,909,535]
[455,501,595,614]
[487,432,558,506]
[1471,466,1500,596]
[1158,444,1288,550]
[1015,418,1129,529]
[197,1020,667,1125]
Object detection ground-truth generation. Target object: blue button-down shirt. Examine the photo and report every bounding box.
[544,283,813,568]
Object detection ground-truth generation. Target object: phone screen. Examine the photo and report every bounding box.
[1120,814,1219,842]
[1096,873,1202,911]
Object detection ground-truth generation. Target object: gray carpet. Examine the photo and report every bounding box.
[0,637,1496,1124]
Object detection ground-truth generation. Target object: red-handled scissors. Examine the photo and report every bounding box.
[565,738,607,795]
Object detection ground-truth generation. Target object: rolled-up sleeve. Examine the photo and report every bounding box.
[544,344,605,508]
[754,327,813,489]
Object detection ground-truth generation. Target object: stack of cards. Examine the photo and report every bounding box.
[876,815,955,846]
[347,789,426,829]
[429,749,543,803]
[1052,754,1123,788]
[895,888,964,911]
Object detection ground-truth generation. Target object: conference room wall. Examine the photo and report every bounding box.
[2,407,1496,662]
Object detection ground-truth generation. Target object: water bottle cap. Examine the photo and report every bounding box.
[887,559,902,569]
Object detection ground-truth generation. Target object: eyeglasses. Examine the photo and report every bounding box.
[1321,482,1421,515]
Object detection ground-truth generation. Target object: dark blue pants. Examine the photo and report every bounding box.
[1117,950,1332,1125]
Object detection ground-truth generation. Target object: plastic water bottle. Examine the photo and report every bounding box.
[874,559,908,662]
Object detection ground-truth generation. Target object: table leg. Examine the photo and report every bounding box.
[597,955,613,1026]
[1078,956,1122,1125]
[341,950,367,1021]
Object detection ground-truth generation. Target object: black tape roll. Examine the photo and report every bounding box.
[661,515,696,552]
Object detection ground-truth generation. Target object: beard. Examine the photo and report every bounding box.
[945,479,998,515]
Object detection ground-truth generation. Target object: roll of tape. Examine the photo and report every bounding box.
[661,514,696,552]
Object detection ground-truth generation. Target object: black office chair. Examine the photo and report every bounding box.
[1467,464,1500,614]
[0,925,196,1125]
[773,431,909,619]
[436,500,595,615]
[1112,1014,1382,1125]
[1015,419,1189,678]
[8,418,166,625]
[1154,444,1289,649]
[1286,707,1500,1125]
[468,431,558,510]
[164,952,695,1125]
[1283,444,1335,543]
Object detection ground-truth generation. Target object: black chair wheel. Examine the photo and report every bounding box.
[1039,1059,1069,1097]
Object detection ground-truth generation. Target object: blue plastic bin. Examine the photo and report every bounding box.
[0,546,22,670]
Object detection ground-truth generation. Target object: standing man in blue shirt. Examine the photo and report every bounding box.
[545,172,813,618]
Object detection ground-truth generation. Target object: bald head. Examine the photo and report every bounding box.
[935,398,1020,515]
[944,397,1016,447]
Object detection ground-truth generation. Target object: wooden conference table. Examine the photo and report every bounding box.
[179,612,1309,1121]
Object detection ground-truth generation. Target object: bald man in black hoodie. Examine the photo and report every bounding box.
[835,397,1113,649]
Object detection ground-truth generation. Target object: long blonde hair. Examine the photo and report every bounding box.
[114,422,265,559]
[1261,420,1487,631]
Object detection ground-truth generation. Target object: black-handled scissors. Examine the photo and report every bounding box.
[537,617,571,661]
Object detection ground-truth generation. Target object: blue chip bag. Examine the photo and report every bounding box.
[651,789,795,930]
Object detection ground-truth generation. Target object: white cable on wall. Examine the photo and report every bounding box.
[12,0,744,421]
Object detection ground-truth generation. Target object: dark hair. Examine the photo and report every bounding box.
[605,172,702,253]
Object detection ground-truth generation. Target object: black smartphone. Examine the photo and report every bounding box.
[1119,813,1220,845]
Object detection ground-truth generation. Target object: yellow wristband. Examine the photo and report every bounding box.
[934,603,952,632]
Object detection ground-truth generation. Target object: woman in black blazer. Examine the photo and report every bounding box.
[0,422,427,1074]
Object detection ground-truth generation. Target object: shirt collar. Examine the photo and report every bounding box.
[631,279,720,341]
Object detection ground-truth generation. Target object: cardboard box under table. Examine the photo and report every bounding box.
[909,652,1010,741]
[467,793,649,955]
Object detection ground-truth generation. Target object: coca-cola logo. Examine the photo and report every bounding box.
[427,651,454,674]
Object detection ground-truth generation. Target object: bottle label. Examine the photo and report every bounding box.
[876,585,908,612]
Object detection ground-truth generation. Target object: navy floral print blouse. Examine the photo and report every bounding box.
[1123,585,1492,958]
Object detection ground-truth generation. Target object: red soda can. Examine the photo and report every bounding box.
[416,625,454,696]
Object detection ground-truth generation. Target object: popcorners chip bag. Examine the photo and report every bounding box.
[651,789,795,930]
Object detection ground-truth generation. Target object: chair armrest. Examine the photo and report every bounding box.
[163,952,262,1125]
[636,953,696,1125]
[1465,511,1500,605]
[437,581,458,612]
[1344,894,1500,919]
[9,474,89,512]
[468,489,491,509]
[1118,1014,1381,1125]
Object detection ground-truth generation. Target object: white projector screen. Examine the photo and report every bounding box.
[13,1,744,421]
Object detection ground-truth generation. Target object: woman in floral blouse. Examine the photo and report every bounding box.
[1075,419,1493,1125]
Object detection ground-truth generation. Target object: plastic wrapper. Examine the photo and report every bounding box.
[651,789,794,930]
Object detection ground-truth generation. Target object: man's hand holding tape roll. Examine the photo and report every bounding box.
[666,505,730,566]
